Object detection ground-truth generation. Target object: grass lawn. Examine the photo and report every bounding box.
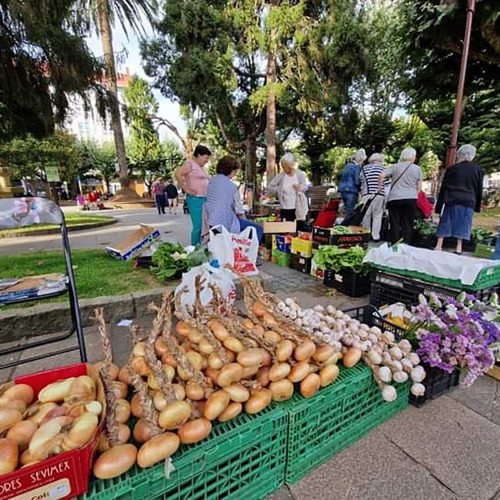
[0,212,115,237]
[0,249,160,307]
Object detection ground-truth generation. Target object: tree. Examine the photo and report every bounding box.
[123,76,163,192]
[77,0,155,188]
[161,140,184,179]
[79,141,118,192]
[0,0,103,140]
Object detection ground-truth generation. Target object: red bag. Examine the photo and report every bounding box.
[314,199,340,228]
[417,191,433,218]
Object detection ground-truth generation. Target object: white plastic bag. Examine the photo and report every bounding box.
[175,263,236,314]
[208,225,259,276]
[295,191,309,221]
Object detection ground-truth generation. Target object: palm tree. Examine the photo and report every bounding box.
[77,0,155,192]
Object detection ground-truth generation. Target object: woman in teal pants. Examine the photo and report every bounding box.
[175,145,212,245]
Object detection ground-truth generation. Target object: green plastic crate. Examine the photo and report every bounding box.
[82,406,287,500]
[474,243,495,260]
[371,263,500,291]
[282,363,409,484]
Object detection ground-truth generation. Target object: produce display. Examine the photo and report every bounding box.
[313,245,368,274]
[413,220,495,243]
[330,226,369,235]
[0,373,102,475]
[151,242,208,280]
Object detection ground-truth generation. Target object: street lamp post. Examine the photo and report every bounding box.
[446,0,476,167]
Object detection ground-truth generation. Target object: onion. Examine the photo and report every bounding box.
[98,424,130,452]
[312,345,335,363]
[207,319,230,341]
[241,365,260,379]
[66,375,96,404]
[173,384,186,401]
[133,342,146,357]
[38,377,76,403]
[294,340,316,361]
[115,399,131,424]
[223,383,250,403]
[131,356,151,376]
[269,379,294,401]
[0,384,34,405]
[217,363,244,387]
[161,351,178,367]
[288,361,311,383]
[205,367,220,385]
[268,363,291,382]
[241,318,254,329]
[256,367,270,387]
[300,373,321,398]
[117,366,133,385]
[89,361,119,381]
[133,418,160,444]
[186,382,205,401]
[217,402,242,422]
[154,337,169,357]
[6,420,37,451]
[319,364,340,387]
[204,391,230,420]
[158,401,191,430]
[0,399,26,412]
[131,393,142,418]
[153,392,167,412]
[110,381,128,400]
[29,416,73,460]
[187,329,203,344]
[178,418,212,444]
[85,401,103,415]
[186,351,205,371]
[237,348,267,367]
[27,402,58,425]
[0,438,18,475]
[176,321,192,337]
[276,340,295,362]
[225,349,236,362]
[263,312,279,329]
[208,353,224,370]
[62,412,98,450]
[342,347,362,368]
[198,338,214,355]
[137,432,180,468]
[264,331,282,345]
[252,300,268,317]
[245,389,272,414]
[223,337,244,353]
[0,408,23,434]
[93,444,137,479]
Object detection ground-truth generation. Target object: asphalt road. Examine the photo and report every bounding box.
[0,208,192,256]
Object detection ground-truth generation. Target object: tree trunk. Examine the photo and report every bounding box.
[265,48,277,185]
[244,135,258,210]
[97,0,129,188]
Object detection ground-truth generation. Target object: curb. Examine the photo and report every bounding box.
[0,219,117,238]
[0,273,274,343]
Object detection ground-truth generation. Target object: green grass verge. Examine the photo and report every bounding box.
[0,249,160,308]
[0,213,115,237]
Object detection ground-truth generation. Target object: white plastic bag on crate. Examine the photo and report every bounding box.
[175,263,236,314]
[208,225,259,276]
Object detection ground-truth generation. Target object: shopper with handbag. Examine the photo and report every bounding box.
[379,147,422,244]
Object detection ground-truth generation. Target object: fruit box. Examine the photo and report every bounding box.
[291,237,313,257]
[312,226,370,249]
[0,364,102,500]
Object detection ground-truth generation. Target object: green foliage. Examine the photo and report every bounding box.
[161,140,184,179]
[79,141,118,189]
[322,147,356,181]
[151,242,208,280]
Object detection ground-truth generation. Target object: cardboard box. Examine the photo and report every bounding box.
[291,237,313,257]
[106,224,160,261]
[273,234,293,253]
[312,226,369,249]
[0,364,102,500]
[262,220,297,234]
[289,253,312,274]
[272,249,290,267]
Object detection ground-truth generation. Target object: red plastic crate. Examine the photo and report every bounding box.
[0,363,102,500]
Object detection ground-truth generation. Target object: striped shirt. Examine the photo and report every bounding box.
[360,164,384,196]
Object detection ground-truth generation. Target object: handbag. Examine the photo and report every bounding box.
[417,191,433,219]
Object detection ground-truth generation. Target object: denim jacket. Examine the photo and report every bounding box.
[339,162,360,194]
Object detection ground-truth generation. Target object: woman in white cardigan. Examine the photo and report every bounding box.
[267,153,309,221]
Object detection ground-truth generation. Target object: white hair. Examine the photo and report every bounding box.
[457,144,476,162]
[399,147,417,162]
[369,153,384,164]
[354,148,367,163]
[281,152,296,167]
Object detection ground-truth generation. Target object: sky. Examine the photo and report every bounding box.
[85,23,186,142]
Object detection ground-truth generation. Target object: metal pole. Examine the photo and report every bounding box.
[446,0,476,167]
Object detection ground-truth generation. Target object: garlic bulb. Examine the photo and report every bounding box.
[408,353,420,365]
[378,366,392,383]
[390,360,403,373]
[398,339,412,353]
[410,383,425,397]
[410,366,426,383]
[382,385,397,402]
[401,359,414,373]
[370,326,382,335]
[368,351,382,365]
[383,331,395,343]
[389,347,403,360]
[393,371,408,384]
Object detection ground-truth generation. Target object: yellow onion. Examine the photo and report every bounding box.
[137,432,180,468]
[198,338,215,355]
[131,393,143,418]
[343,347,362,368]
[176,321,192,337]
[154,337,169,357]
[223,383,250,403]
[245,389,272,414]
[256,367,270,387]
[38,377,75,403]
[0,438,18,475]
[158,401,191,430]
[276,340,295,362]
[0,399,26,412]
[186,351,205,371]
[262,312,279,329]
[312,344,335,363]
[132,341,146,357]
[268,363,291,382]
[66,375,96,403]
[28,402,58,425]
[294,340,316,361]
[133,418,160,444]
[204,391,230,420]
[186,382,205,401]
[6,420,37,451]
[116,399,131,424]
[223,337,244,353]
[252,300,268,317]
[111,381,128,400]
[320,364,340,387]
[241,318,254,330]
[300,373,321,399]
[117,366,133,385]
[97,424,130,452]
[237,348,267,367]
[172,384,186,401]
[178,418,212,444]
[153,392,167,412]
[93,444,137,480]
[0,384,34,405]
[241,365,260,379]
[29,416,73,460]
[187,329,203,344]
[288,361,311,383]
[218,402,242,422]
[205,368,220,385]
[131,356,151,377]
[208,353,224,370]
[62,412,98,451]
[264,331,282,345]
[0,408,23,434]
[217,363,244,387]
[208,319,230,341]
[269,379,294,401]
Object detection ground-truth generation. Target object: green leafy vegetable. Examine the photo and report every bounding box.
[313,245,369,274]
[151,242,208,281]
[413,219,437,236]
[471,227,495,243]
[331,226,351,234]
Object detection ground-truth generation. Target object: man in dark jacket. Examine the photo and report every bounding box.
[338,148,366,216]
[435,144,483,254]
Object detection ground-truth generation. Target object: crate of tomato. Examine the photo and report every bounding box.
[314,245,370,297]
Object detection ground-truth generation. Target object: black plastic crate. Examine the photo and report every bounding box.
[410,233,436,249]
[410,363,460,407]
[289,253,312,274]
[324,269,370,297]
[370,282,419,308]
[343,304,406,339]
